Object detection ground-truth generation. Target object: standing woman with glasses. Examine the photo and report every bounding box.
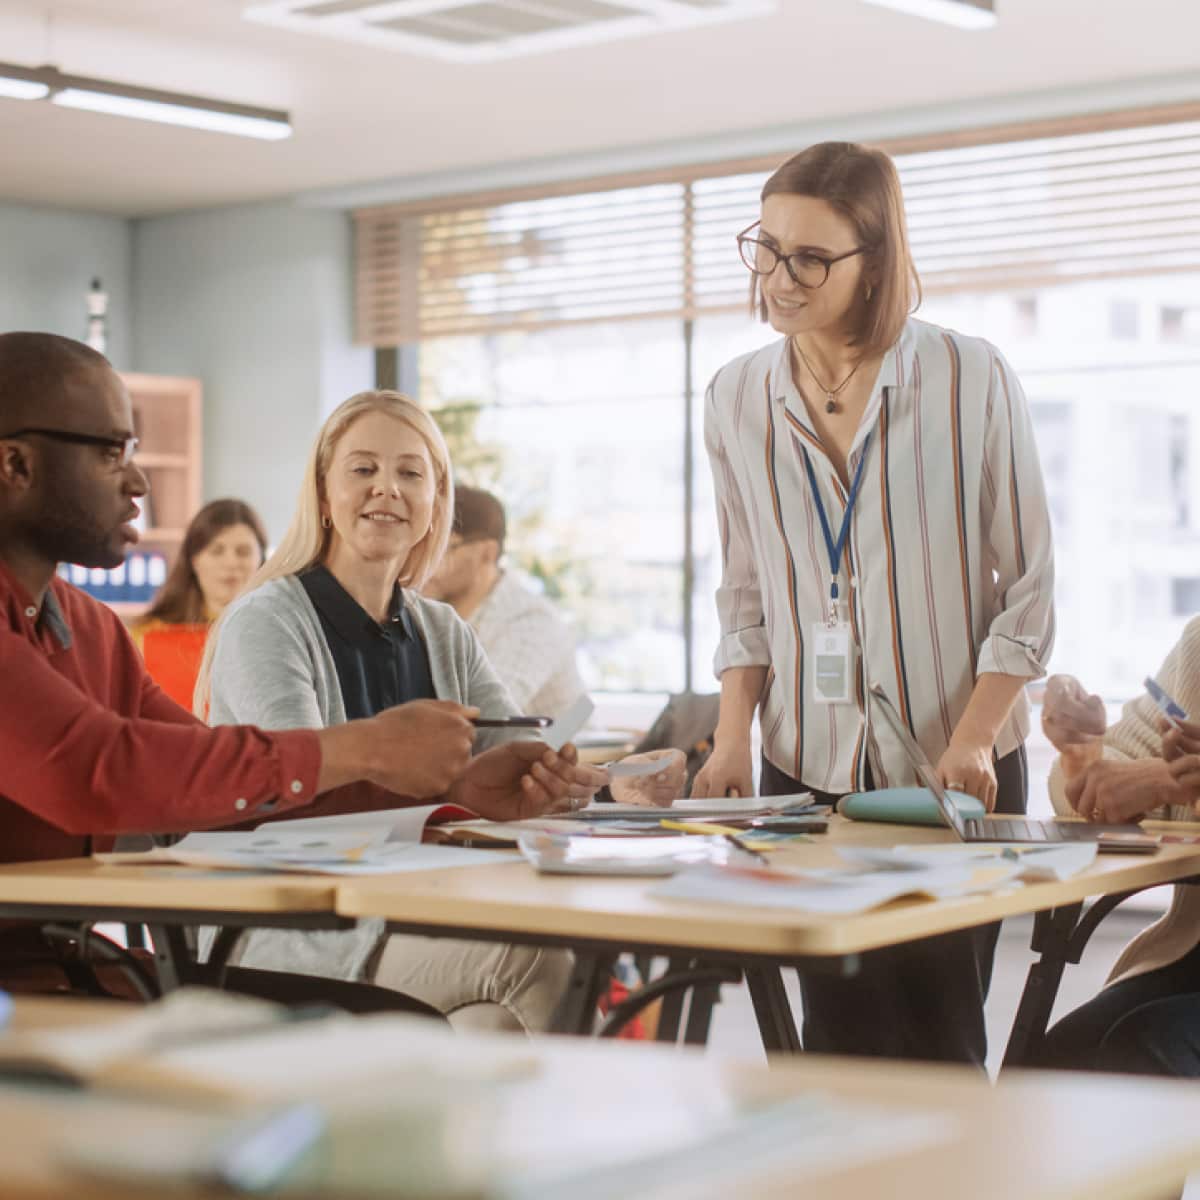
[692,142,1056,1065]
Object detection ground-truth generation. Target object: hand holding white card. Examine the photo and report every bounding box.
[544,695,595,752]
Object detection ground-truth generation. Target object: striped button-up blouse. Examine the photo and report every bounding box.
[704,317,1055,795]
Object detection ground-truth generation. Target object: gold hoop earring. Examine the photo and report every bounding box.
[321,515,331,530]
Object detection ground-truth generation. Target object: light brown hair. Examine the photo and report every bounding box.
[754,142,921,355]
[141,498,268,625]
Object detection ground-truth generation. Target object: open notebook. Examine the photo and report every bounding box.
[97,804,523,874]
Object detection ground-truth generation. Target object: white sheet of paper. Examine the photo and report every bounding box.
[544,694,595,751]
[839,842,1098,882]
[652,861,1005,914]
[256,804,452,844]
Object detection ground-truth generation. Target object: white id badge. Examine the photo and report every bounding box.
[811,622,854,705]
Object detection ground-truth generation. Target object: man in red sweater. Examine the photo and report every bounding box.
[0,332,575,979]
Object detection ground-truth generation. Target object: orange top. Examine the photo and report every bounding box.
[139,622,210,712]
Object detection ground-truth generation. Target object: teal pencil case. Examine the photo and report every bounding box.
[839,787,985,827]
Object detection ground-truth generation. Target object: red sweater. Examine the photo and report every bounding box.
[0,558,321,864]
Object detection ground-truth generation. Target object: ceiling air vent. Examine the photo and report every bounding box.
[243,0,778,62]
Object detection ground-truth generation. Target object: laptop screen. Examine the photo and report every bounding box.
[868,684,967,838]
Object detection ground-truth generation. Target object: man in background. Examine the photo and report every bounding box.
[425,485,586,720]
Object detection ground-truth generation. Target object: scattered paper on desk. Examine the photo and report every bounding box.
[97,834,516,876]
[839,842,1099,882]
[544,694,595,751]
[518,833,757,876]
[652,861,1001,913]
[568,793,817,822]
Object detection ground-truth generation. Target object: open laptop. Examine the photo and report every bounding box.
[868,684,1159,854]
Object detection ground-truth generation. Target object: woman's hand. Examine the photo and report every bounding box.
[448,741,579,820]
[690,739,753,799]
[610,749,687,807]
[1064,758,1178,823]
[935,740,997,811]
[1041,675,1106,775]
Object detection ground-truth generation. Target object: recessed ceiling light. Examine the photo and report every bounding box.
[244,0,779,63]
[861,0,996,30]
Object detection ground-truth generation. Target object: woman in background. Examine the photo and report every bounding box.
[133,498,267,708]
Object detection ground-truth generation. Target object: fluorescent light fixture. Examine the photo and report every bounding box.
[861,0,996,29]
[0,76,49,100]
[0,62,51,99]
[0,60,291,140]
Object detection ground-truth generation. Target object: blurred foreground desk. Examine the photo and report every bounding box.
[5,996,1200,1200]
[335,816,1200,1062]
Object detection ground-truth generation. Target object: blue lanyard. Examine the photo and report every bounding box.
[801,433,872,625]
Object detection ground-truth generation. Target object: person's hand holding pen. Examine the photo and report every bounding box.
[470,715,606,809]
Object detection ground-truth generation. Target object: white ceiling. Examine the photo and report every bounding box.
[0,0,1195,216]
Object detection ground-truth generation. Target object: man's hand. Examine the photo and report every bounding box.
[566,762,609,804]
[448,741,579,820]
[336,699,477,798]
[1064,758,1181,823]
[936,739,998,811]
[1041,675,1106,776]
[611,749,687,807]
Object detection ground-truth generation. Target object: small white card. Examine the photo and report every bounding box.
[545,694,595,751]
[811,622,854,704]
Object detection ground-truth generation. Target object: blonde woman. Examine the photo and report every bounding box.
[196,390,584,1032]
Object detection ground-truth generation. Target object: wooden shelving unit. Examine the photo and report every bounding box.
[118,372,203,619]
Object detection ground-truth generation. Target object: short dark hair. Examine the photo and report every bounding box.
[0,332,111,426]
[754,143,921,355]
[452,485,506,552]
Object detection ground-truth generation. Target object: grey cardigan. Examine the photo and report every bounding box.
[210,573,518,741]
[208,573,522,981]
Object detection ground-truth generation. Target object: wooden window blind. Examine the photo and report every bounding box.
[355,104,1200,346]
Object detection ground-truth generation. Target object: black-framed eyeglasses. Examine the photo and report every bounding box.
[0,427,139,468]
[737,222,866,290]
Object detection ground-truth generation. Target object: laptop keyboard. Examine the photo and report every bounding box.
[964,817,1063,842]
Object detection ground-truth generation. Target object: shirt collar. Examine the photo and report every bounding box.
[301,565,413,646]
[0,556,73,650]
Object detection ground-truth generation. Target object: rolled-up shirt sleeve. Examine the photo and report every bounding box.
[975,347,1055,680]
[705,376,770,676]
[1,632,321,836]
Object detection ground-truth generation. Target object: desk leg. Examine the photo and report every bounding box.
[745,966,802,1054]
[1002,903,1081,1069]
[551,951,613,1036]
[147,923,192,993]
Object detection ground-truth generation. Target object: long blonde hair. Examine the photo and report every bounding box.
[193,390,454,715]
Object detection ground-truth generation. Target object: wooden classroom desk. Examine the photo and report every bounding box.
[4,997,1200,1200]
[0,858,349,990]
[334,815,1200,1059]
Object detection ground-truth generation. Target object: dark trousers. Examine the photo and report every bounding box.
[1037,938,1200,1076]
[761,745,1028,1066]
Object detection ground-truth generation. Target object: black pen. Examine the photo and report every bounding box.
[724,832,769,865]
[471,715,552,729]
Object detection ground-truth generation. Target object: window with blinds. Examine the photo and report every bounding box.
[354,107,1200,346]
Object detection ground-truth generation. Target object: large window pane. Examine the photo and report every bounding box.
[420,319,686,691]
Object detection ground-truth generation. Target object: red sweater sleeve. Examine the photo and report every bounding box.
[1,631,322,836]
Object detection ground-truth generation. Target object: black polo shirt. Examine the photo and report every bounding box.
[299,565,436,720]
